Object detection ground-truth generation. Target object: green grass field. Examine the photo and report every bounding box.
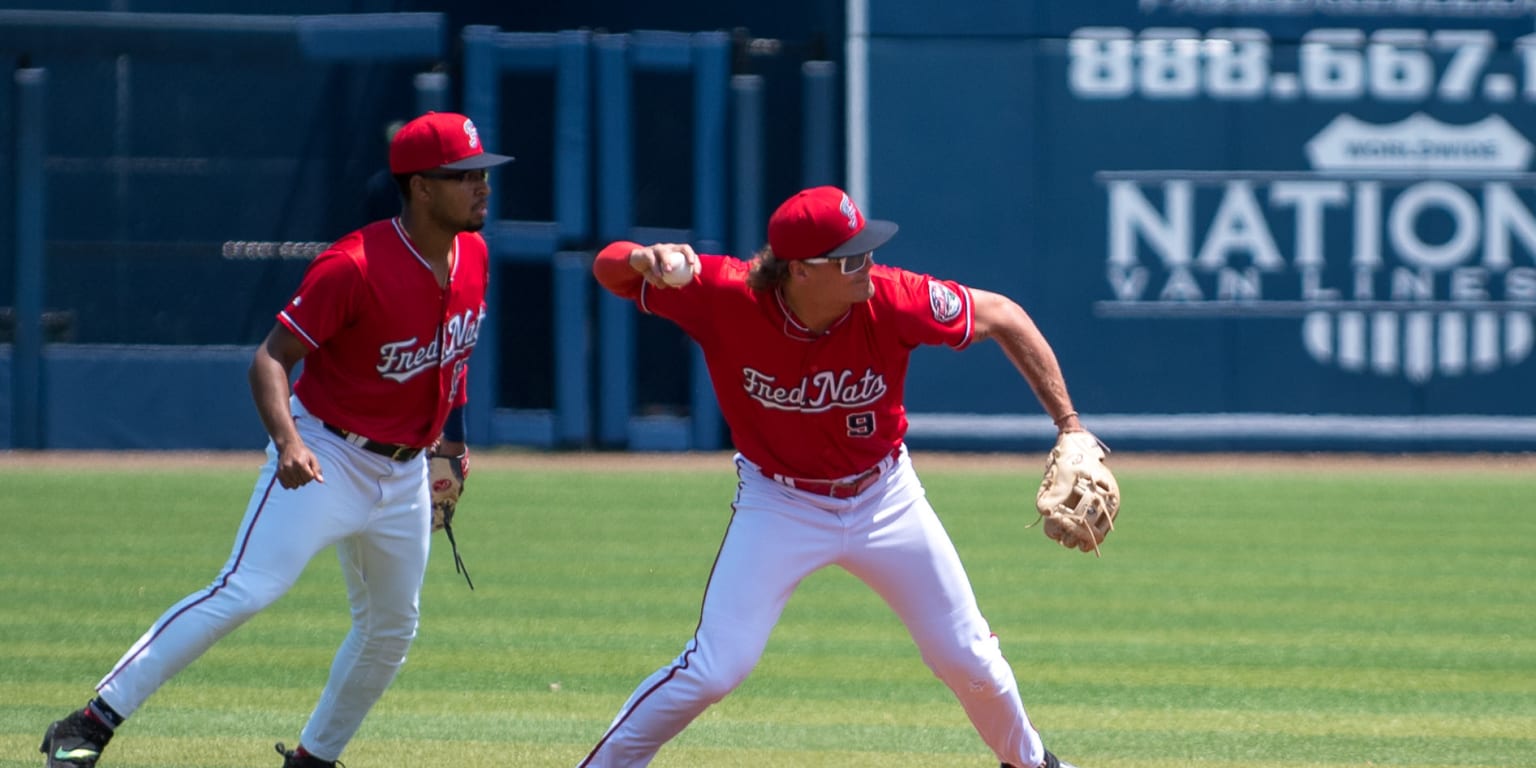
[2,453,1533,767]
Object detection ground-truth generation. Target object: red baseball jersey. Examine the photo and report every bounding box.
[278,218,488,447]
[595,242,975,480]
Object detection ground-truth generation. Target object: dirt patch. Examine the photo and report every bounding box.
[5,449,1534,475]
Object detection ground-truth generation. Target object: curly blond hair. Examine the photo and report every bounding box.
[745,246,790,291]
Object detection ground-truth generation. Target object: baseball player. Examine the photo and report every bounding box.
[579,185,1089,768]
[38,111,511,768]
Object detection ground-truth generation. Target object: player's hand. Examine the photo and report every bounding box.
[275,441,325,489]
[629,243,698,289]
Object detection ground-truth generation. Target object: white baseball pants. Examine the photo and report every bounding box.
[579,447,1045,768]
[94,401,431,761]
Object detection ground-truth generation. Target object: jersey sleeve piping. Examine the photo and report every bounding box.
[277,311,320,349]
[951,284,976,350]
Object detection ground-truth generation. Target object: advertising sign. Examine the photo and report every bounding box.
[863,1,1536,449]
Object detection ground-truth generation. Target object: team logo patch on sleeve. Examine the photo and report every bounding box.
[928,281,962,323]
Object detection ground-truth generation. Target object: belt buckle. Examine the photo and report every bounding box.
[826,474,862,499]
[857,472,876,493]
[390,445,416,461]
[846,468,879,497]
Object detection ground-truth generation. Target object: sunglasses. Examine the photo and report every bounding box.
[419,168,490,184]
[802,251,873,274]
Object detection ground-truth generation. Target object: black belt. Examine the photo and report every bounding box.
[322,422,423,462]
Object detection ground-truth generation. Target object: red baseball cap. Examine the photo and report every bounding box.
[767,185,898,261]
[388,111,514,174]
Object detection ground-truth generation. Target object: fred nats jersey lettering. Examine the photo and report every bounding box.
[596,242,974,480]
[279,218,488,447]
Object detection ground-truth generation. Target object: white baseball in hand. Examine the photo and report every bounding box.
[659,250,694,286]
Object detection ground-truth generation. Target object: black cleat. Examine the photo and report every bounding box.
[1003,749,1079,768]
[39,710,113,768]
[275,742,345,768]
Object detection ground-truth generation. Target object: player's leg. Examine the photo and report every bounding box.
[578,460,837,767]
[294,455,431,762]
[841,458,1047,768]
[42,439,370,767]
[93,439,371,716]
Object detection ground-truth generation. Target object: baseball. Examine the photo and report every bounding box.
[659,250,694,286]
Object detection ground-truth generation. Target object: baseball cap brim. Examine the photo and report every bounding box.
[440,151,515,170]
[825,219,898,258]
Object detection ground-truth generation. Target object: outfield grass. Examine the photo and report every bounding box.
[1,453,1533,767]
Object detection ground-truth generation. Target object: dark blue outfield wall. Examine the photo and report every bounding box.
[861,1,1536,451]
[9,4,1536,453]
[5,343,1534,452]
[1,346,263,451]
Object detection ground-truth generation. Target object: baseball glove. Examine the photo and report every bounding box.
[429,448,474,589]
[1035,430,1120,556]
[429,450,467,531]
